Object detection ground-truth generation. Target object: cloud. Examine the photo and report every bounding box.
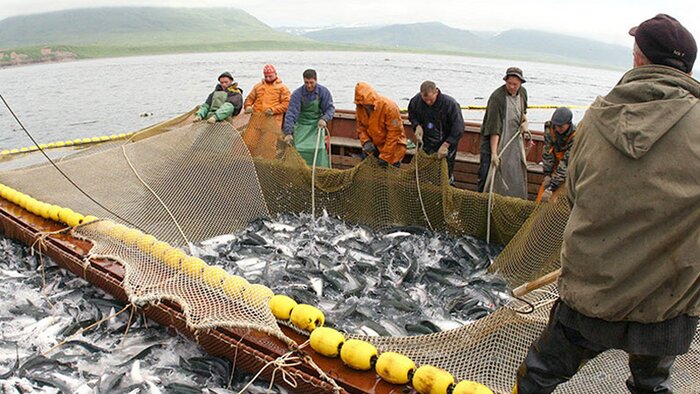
[0,0,698,47]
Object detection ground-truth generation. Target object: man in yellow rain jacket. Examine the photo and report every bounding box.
[354,82,407,167]
[244,64,291,128]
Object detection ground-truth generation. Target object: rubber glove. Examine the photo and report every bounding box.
[363,141,376,154]
[542,175,552,189]
[244,107,253,114]
[491,154,500,169]
[414,125,424,146]
[284,134,294,146]
[318,119,327,129]
[437,142,449,158]
[193,115,202,122]
[265,108,274,116]
[207,116,217,124]
[541,189,553,202]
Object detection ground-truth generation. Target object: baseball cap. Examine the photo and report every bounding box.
[629,14,696,73]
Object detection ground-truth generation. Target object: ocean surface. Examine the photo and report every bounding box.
[0,51,624,393]
[0,51,624,150]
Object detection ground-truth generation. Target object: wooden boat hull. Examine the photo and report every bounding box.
[0,198,403,394]
[328,109,545,200]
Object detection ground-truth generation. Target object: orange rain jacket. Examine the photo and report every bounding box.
[354,82,407,165]
[244,78,291,127]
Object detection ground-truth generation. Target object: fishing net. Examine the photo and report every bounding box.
[1,112,698,393]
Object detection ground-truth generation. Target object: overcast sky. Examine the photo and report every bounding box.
[1,0,698,47]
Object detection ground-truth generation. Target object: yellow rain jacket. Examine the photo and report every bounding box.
[244,78,291,127]
[354,82,407,165]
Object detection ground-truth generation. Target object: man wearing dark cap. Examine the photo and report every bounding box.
[193,71,244,123]
[514,14,699,394]
[537,106,576,203]
[477,67,529,199]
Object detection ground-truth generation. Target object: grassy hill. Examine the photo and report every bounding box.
[304,22,499,54]
[0,8,630,69]
[0,7,343,66]
[0,7,303,47]
[305,22,630,69]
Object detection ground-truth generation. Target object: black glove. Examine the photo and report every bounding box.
[363,141,376,154]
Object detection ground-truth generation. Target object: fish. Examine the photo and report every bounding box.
[0,344,19,379]
[117,343,166,367]
[164,382,204,394]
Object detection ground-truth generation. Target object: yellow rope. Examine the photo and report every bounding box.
[400,104,588,113]
[1,133,134,157]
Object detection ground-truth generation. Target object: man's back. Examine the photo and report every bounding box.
[560,65,700,323]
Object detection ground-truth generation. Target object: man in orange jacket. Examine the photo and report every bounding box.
[244,64,291,128]
[354,82,407,167]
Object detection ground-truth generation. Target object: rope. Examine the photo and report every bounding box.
[310,127,324,220]
[236,348,303,393]
[413,143,434,231]
[1,134,133,157]
[485,129,523,243]
[0,93,142,230]
[325,125,333,170]
[121,145,193,253]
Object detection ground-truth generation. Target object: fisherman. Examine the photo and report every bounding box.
[193,71,243,123]
[408,80,464,183]
[515,14,699,394]
[243,64,291,128]
[477,67,529,199]
[283,69,335,168]
[354,82,407,167]
[536,106,576,203]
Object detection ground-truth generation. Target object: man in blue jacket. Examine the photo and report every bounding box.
[283,69,335,168]
[408,81,464,183]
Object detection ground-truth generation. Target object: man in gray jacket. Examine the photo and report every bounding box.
[515,14,699,394]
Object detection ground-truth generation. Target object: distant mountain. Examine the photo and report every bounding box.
[0,7,301,47]
[0,7,329,67]
[0,8,630,70]
[491,29,630,69]
[305,22,630,69]
[305,22,498,54]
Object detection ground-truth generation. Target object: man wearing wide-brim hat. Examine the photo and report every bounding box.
[514,14,699,394]
[477,66,529,199]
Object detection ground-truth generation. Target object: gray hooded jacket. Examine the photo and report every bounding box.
[559,65,700,323]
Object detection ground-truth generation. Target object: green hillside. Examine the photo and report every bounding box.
[0,7,341,66]
[305,22,500,54]
[0,7,302,47]
[305,23,630,69]
[0,7,630,69]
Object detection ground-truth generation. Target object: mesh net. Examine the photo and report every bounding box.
[1,112,697,393]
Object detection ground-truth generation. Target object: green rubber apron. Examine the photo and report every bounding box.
[293,97,330,168]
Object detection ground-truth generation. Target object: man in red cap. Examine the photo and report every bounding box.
[514,14,699,393]
[244,64,291,128]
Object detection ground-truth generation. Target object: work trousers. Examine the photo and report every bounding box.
[516,303,677,394]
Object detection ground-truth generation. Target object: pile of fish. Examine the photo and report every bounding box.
[196,212,509,337]
[0,212,508,393]
[0,238,287,394]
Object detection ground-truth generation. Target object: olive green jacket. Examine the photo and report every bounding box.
[559,65,700,323]
[479,84,528,137]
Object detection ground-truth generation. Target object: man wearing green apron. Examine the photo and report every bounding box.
[283,69,336,168]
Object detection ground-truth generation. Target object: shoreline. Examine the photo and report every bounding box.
[0,45,625,72]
